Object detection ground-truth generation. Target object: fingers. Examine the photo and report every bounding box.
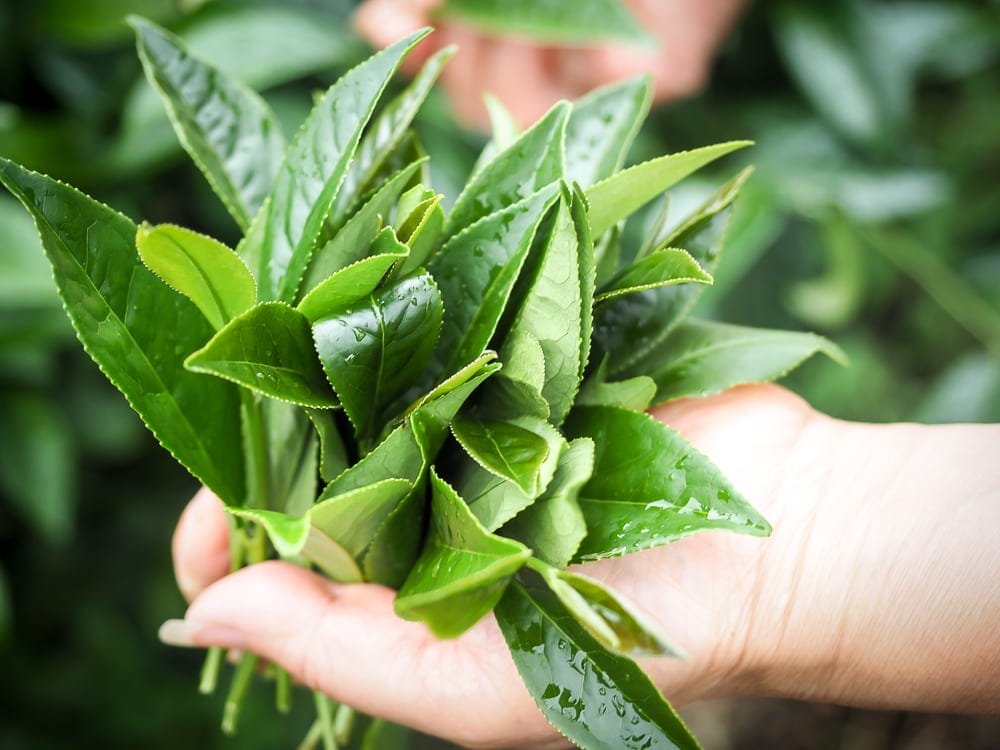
[164,561,552,747]
[172,487,231,602]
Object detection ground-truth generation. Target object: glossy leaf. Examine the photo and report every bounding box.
[586,141,751,236]
[565,77,652,188]
[313,273,443,446]
[310,478,412,559]
[577,362,657,412]
[452,415,551,494]
[596,247,712,303]
[395,470,531,638]
[186,302,338,408]
[430,185,560,378]
[299,160,424,296]
[238,29,428,302]
[501,438,593,569]
[0,158,245,505]
[297,252,406,323]
[130,17,286,231]
[436,0,652,46]
[446,102,569,235]
[496,573,698,750]
[564,405,770,561]
[645,320,847,404]
[569,185,596,382]
[331,46,454,224]
[136,223,255,330]
[259,399,319,516]
[481,330,550,420]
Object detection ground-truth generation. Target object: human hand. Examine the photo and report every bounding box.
[164,384,823,748]
[352,0,747,128]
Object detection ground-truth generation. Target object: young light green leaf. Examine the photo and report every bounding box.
[186,302,338,408]
[299,159,425,297]
[501,438,593,569]
[297,252,406,323]
[396,198,444,277]
[313,273,443,447]
[477,330,550,420]
[436,0,652,46]
[569,185,596,382]
[0,158,245,505]
[595,247,712,303]
[564,405,770,561]
[130,17,286,231]
[239,29,429,302]
[496,573,699,750]
[577,361,657,412]
[452,415,551,494]
[394,470,531,638]
[645,319,848,404]
[309,478,412,560]
[586,141,752,236]
[259,400,319,516]
[430,185,560,379]
[565,76,652,188]
[396,184,436,227]
[331,46,455,224]
[446,102,569,235]
[136,223,255,330]
[306,409,350,484]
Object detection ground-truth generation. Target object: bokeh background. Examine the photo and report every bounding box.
[1,0,997,747]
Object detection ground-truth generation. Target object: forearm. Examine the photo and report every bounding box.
[748,416,1000,712]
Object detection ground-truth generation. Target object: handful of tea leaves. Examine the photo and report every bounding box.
[0,19,842,750]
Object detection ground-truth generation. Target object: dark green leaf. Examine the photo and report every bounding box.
[644,320,847,405]
[130,17,286,231]
[238,29,429,302]
[446,103,569,235]
[186,302,338,408]
[586,141,751,236]
[564,405,770,561]
[297,252,406,323]
[136,223,255,330]
[0,158,245,505]
[496,573,698,750]
[565,77,652,188]
[395,470,531,638]
[500,438,593,569]
[313,273,443,446]
[596,248,712,303]
[452,415,551,494]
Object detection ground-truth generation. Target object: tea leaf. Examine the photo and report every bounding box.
[564,405,770,561]
[446,102,569,234]
[395,470,531,638]
[258,400,319,516]
[436,0,652,46]
[452,415,551,494]
[396,198,445,277]
[297,252,406,323]
[186,302,338,408]
[313,273,443,446]
[496,573,698,750]
[586,141,751,236]
[0,158,245,505]
[239,29,429,302]
[310,478,413,560]
[595,247,712,303]
[130,17,286,231]
[565,77,652,188]
[569,185,596,383]
[306,409,350,484]
[500,438,593,569]
[577,362,657,412]
[644,320,847,404]
[136,223,255,330]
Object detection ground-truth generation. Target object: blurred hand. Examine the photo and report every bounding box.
[353,0,748,128]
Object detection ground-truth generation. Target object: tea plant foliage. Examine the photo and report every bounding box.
[0,20,842,750]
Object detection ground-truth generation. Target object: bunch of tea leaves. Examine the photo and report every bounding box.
[0,18,842,750]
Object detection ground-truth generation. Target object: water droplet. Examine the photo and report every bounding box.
[353,329,365,342]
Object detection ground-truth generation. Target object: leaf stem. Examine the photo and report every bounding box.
[222,652,259,735]
[333,703,355,745]
[242,391,272,510]
[313,691,339,750]
[276,667,292,713]
[199,646,224,695]
[298,718,323,750]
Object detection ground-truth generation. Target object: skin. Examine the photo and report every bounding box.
[167,384,1000,748]
[352,0,748,128]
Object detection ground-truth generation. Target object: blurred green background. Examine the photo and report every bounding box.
[0,0,997,747]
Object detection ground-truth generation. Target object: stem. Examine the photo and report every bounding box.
[276,667,292,713]
[222,652,259,735]
[298,719,323,750]
[242,391,272,510]
[333,704,355,745]
[199,647,224,695]
[313,691,339,750]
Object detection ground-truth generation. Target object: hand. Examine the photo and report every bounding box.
[353,0,748,128]
[165,384,822,748]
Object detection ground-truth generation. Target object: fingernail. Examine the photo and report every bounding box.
[158,618,247,650]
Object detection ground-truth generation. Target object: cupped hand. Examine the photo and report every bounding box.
[167,384,826,749]
[353,0,747,128]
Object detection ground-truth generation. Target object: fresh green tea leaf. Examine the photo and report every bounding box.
[496,573,698,750]
[186,302,338,408]
[239,29,429,302]
[645,319,847,404]
[260,400,319,516]
[570,185,596,383]
[130,17,286,231]
[586,141,751,236]
[395,469,531,638]
[136,223,255,330]
[396,198,445,277]
[310,478,412,560]
[452,415,551,494]
[596,247,712,303]
[577,361,657,412]
[564,405,770,560]
[565,77,652,188]
[297,252,406,323]
[0,158,245,505]
[307,409,350,484]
